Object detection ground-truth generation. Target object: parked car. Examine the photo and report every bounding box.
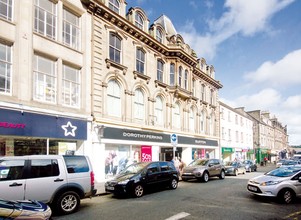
[0,199,52,219]
[247,166,301,204]
[105,161,179,198]
[243,160,257,172]
[181,159,225,182]
[276,159,287,168]
[0,155,96,215]
[225,161,246,176]
[280,160,301,167]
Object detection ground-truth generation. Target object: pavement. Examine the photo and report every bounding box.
[93,162,277,196]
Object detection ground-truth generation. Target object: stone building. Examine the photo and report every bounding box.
[81,0,223,181]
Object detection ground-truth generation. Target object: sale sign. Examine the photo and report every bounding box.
[141,145,152,162]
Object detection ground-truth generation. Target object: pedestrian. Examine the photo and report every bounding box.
[264,156,268,166]
[178,158,186,180]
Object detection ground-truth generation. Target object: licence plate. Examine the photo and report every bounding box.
[248,185,257,192]
[106,186,114,190]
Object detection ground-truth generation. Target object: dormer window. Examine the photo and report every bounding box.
[135,13,144,30]
[156,28,163,43]
[109,0,120,14]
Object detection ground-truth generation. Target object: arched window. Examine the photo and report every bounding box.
[136,48,145,74]
[173,103,181,129]
[189,107,195,132]
[156,28,162,43]
[200,111,205,133]
[209,113,215,136]
[109,32,121,63]
[184,69,188,90]
[135,13,144,30]
[178,66,183,87]
[155,96,163,125]
[107,79,121,117]
[109,0,120,13]
[170,63,175,86]
[157,60,164,82]
[201,84,205,101]
[134,88,145,120]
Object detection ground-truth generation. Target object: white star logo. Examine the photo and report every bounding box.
[61,121,77,137]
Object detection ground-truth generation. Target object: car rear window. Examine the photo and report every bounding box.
[63,156,89,173]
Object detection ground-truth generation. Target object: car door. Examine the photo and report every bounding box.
[145,162,160,186]
[159,162,171,184]
[0,158,27,200]
[207,159,218,176]
[24,158,67,203]
[292,171,301,197]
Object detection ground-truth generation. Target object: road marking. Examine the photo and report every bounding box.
[165,212,190,220]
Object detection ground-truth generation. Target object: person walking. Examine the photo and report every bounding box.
[264,156,268,166]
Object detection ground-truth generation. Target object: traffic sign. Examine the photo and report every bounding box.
[170,133,178,145]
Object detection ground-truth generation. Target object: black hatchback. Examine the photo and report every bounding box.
[105,161,179,197]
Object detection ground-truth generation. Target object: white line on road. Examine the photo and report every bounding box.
[165,212,191,220]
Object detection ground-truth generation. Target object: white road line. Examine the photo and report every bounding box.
[165,212,191,220]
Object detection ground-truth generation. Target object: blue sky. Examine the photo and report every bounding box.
[128,0,301,145]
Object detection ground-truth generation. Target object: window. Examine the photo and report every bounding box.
[109,32,121,63]
[210,89,214,105]
[136,48,145,74]
[33,55,56,103]
[192,79,196,96]
[178,66,182,87]
[173,103,181,129]
[209,114,214,135]
[135,12,143,30]
[156,28,162,43]
[235,115,238,124]
[107,79,121,117]
[157,60,163,82]
[189,108,195,132]
[0,0,13,21]
[30,159,59,178]
[63,9,80,50]
[155,96,163,125]
[228,129,231,141]
[109,0,120,13]
[170,63,175,86]
[200,111,205,133]
[184,70,188,90]
[0,43,12,94]
[222,127,225,139]
[134,88,145,120]
[0,159,25,181]
[64,156,89,173]
[62,65,80,107]
[34,0,57,40]
[201,84,205,100]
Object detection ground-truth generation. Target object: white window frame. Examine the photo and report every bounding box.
[0,0,13,21]
[135,12,143,30]
[109,0,120,14]
[173,103,181,129]
[157,60,163,82]
[62,64,80,108]
[156,28,162,43]
[155,96,163,125]
[109,32,121,63]
[107,79,121,117]
[189,108,195,132]
[170,63,175,86]
[134,89,145,121]
[63,8,80,50]
[33,55,57,103]
[0,43,12,94]
[34,0,57,40]
[136,48,145,74]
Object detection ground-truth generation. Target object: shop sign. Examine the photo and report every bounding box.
[141,146,152,162]
[222,147,235,153]
[0,108,87,140]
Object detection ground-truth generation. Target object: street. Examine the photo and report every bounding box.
[52,165,301,220]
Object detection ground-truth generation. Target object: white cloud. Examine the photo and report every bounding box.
[244,49,301,87]
[179,0,295,60]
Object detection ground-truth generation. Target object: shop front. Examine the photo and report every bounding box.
[95,126,219,181]
[0,108,88,156]
[221,147,235,161]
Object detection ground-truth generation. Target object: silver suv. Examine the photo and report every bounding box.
[0,155,96,215]
[181,159,225,182]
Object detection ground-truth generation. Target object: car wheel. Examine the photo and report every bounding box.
[234,169,238,176]
[278,189,295,204]
[54,191,80,215]
[170,178,178,189]
[133,184,144,197]
[202,171,209,182]
[219,170,225,179]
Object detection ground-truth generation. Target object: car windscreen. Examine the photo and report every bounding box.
[266,167,301,177]
[119,163,149,175]
[189,159,208,166]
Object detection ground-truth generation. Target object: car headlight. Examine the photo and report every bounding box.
[118,179,130,185]
[260,180,282,186]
